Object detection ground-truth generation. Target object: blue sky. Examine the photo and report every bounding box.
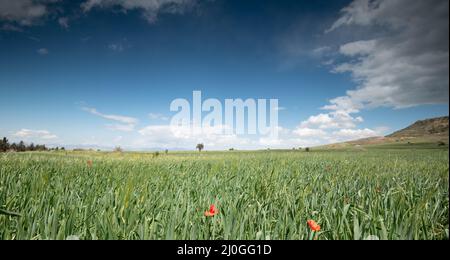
[0,0,448,150]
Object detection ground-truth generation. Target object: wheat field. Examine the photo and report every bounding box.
[0,148,448,240]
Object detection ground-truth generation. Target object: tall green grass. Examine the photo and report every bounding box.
[0,149,448,240]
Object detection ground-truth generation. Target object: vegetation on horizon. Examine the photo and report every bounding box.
[0,137,64,153]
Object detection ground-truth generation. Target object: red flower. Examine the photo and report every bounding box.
[204,204,218,217]
[87,160,93,167]
[307,220,321,232]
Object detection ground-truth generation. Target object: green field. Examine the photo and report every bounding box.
[0,147,448,240]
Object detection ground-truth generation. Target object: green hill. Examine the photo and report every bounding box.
[322,116,449,150]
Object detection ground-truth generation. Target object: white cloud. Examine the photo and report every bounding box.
[137,124,247,149]
[282,125,385,147]
[325,0,449,109]
[326,0,378,33]
[149,113,169,121]
[293,127,326,138]
[81,0,197,23]
[13,129,58,140]
[58,16,69,29]
[79,107,379,150]
[83,106,139,132]
[67,121,387,150]
[331,128,378,140]
[321,96,361,114]
[0,0,49,25]
[37,48,48,55]
[300,111,363,130]
[312,46,332,56]
[284,0,449,151]
[83,107,138,125]
[135,124,334,150]
[339,40,377,57]
[256,126,335,149]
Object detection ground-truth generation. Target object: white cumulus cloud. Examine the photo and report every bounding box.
[13,129,58,140]
[326,0,449,109]
[300,111,363,130]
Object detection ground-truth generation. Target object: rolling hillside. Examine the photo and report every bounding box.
[387,116,449,138]
[323,116,449,149]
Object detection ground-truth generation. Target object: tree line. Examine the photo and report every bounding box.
[0,137,64,153]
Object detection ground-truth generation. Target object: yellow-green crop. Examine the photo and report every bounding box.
[0,148,448,240]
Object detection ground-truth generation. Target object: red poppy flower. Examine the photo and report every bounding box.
[307,220,321,232]
[204,204,217,217]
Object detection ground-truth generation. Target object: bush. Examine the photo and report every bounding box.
[305,147,310,152]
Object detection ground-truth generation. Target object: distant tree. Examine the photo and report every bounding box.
[438,141,446,146]
[114,146,123,153]
[55,147,59,151]
[0,137,9,152]
[61,147,65,151]
[18,141,26,152]
[0,138,53,153]
[305,147,310,152]
[229,148,234,151]
[153,151,160,158]
[35,144,47,151]
[165,149,169,154]
[196,143,204,152]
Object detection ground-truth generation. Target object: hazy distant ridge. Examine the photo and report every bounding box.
[387,116,449,138]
